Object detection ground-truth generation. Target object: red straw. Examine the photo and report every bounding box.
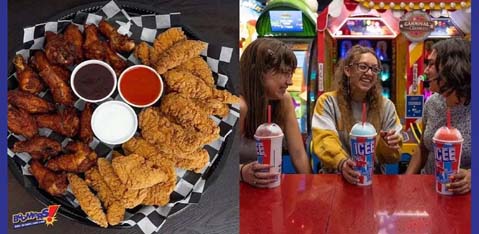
[362,103,366,125]
[268,105,271,124]
[447,108,451,128]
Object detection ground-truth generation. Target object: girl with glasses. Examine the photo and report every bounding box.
[311,45,402,184]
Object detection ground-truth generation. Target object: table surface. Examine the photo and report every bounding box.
[240,175,471,234]
[7,1,239,234]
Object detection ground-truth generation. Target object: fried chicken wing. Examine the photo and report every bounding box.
[8,104,38,138]
[8,90,55,114]
[154,40,207,74]
[51,65,71,83]
[46,141,97,173]
[36,107,80,137]
[79,103,94,144]
[63,24,84,63]
[13,136,62,160]
[139,108,204,155]
[98,20,135,53]
[160,93,219,135]
[163,70,212,99]
[97,158,147,208]
[44,31,76,67]
[105,44,127,76]
[83,24,106,60]
[176,57,215,87]
[153,27,186,55]
[85,167,125,226]
[13,54,44,94]
[67,173,108,228]
[29,160,67,196]
[30,51,75,106]
[112,154,168,190]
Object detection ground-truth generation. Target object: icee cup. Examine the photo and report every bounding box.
[349,122,377,186]
[432,126,464,195]
[254,123,284,188]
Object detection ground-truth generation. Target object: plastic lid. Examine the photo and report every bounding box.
[254,123,283,137]
[433,126,464,143]
[91,101,137,145]
[350,122,377,137]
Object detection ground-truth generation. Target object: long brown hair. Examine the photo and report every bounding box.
[240,38,297,139]
[334,45,383,133]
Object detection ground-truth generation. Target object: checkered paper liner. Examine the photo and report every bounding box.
[8,1,238,233]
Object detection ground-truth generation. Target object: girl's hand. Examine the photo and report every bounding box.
[380,129,401,150]
[241,162,279,187]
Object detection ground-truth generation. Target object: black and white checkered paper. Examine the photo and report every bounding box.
[8,1,238,233]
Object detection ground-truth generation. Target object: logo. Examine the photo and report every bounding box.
[12,205,60,229]
[399,11,434,42]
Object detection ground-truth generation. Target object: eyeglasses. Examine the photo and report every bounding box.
[350,63,382,74]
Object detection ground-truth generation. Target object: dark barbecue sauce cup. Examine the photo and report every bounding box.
[71,60,117,103]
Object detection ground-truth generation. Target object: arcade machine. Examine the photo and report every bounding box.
[255,0,317,173]
[240,0,266,55]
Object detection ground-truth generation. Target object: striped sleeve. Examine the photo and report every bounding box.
[376,98,403,163]
[311,93,348,169]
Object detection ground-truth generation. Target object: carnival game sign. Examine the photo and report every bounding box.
[399,11,434,42]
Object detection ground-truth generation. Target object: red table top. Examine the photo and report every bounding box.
[240,175,470,234]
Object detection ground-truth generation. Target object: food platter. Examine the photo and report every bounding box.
[8,1,238,230]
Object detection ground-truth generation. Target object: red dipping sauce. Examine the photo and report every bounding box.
[119,65,163,107]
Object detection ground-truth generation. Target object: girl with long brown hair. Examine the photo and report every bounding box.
[311,45,402,184]
[239,38,311,187]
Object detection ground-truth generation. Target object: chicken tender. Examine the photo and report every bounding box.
[97,158,147,208]
[153,27,186,55]
[67,173,108,228]
[175,148,210,173]
[8,90,55,114]
[85,167,125,226]
[13,54,45,94]
[8,104,38,138]
[29,160,68,196]
[154,40,206,74]
[46,141,97,173]
[36,107,80,137]
[163,70,212,99]
[142,179,176,206]
[176,57,215,87]
[160,93,220,136]
[212,89,240,104]
[139,108,204,154]
[112,154,167,190]
[195,99,230,118]
[13,136,62,160]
